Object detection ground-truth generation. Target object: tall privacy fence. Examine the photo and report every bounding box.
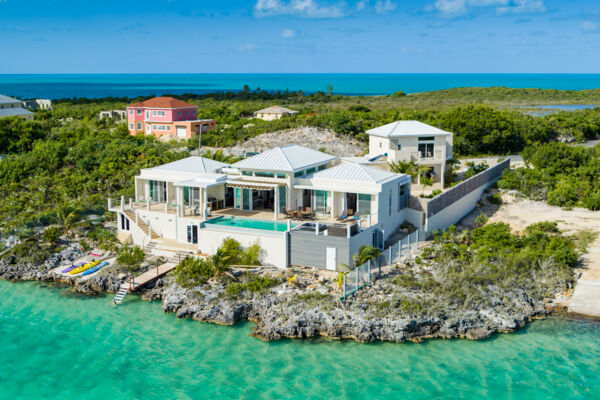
[426,158,510,218]
[342,230,420,300]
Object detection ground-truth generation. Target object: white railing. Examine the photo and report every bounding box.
[411,150,444,162]
[200,222,287,238]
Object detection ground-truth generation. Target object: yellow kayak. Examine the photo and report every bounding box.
[70,259,99,275]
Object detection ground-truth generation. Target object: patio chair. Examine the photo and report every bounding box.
[351,211,360,220]
[336,210,348,222]
[325,206,331,218]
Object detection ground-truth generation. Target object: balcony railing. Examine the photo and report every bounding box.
[411,150,444,163]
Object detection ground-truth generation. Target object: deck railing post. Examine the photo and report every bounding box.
[120,195,124,212]
[146,200,150,211]
[108,198,112,209]
[129,198,132,209]
[315,222,319,236]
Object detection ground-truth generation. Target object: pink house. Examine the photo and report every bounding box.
[126,96,215,139]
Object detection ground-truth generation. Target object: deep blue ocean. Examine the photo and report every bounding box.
[1,73,600,99]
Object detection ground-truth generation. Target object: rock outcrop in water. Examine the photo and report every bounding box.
[0,245,564,343]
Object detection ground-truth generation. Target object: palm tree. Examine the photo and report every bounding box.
[54,202,82,232]
[389,160,430,184]
[353,245,382,267]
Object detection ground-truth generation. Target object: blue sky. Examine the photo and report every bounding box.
[1,0,599,73]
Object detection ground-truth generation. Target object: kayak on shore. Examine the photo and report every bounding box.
[70,260,99,275]
[61,261,86,274]
[81,261,109,277]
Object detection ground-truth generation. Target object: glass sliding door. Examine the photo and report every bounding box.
[242,188,251,211]
[234,187,241,209]
[279,186,287,211]
[183,187,190,206]
[418,143,434,158]
[314,190,327,213]
[358,193,371,216]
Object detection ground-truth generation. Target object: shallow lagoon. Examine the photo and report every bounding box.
[1,280,599,399]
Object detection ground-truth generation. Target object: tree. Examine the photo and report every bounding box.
[53,202,82,231]
[353,245,382,267]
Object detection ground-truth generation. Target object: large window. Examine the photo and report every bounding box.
[358,193,371,216]
[255,171,275,178]
[242,171,253,176]
[294,170,304,177]
[277,173,287,179]
[234,187,241,209]
[306,167,316,175]
[398,183,408,210]
[187,225,198,244]
[136,109,142,115]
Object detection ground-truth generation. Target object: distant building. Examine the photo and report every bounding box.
[24,99,52,110]
[126,96,215,139]
[253,105,299,121]
[99,110,127,120]
[0,94,34,120]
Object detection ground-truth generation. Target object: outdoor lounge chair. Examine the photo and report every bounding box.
[336,210,348,222]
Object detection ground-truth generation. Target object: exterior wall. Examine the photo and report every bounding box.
[255,112,282,121]
[197,228,288,268]
[348,226,377,267]
[376,179,409,241]
[369,135,451,164]
[425,184,488,236]
[289,231,351,270]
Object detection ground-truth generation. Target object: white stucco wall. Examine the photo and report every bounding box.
[197,228,288,268]
[425,185,487,236]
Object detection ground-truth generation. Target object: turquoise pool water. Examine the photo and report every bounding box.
[1,280,600,399]
[204,216,293,232]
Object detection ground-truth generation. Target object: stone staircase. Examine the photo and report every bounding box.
[123,209,160,239]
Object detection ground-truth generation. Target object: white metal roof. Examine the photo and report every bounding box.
[366,120,451,138]
[173,173,228,188]
[0,108,33,117]
[254,105,299,115]
[144,156,228,175]
[0,94,22,105]
[232,144,336,172]
[306,163,402,184]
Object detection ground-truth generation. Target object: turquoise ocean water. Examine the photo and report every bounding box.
[1,280,599,399]
[2,73,600,99]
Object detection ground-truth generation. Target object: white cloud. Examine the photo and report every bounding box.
[356,0,368,11]
[580,20,598,32]
[375,1,397,14]
[254,0,347,18]
[281,28,296,38]
[496,0,546,15]
[237,43,258,52]
[428,0,544,16]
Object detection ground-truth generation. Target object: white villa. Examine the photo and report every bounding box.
[110,119,511,271]
[110,143,411,270]
[367,120,453,187]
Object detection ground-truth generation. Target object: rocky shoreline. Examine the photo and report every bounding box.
[0,243,567,343]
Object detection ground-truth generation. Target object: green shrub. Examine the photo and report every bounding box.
[43,226,63,244]
[487,193,503,205]
[116,245,145,271]
[225,275,282,297]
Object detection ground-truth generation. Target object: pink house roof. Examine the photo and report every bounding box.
[126,96,196,109]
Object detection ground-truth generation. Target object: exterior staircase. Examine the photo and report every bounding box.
[123,209,160,239]
[113,286,129,305]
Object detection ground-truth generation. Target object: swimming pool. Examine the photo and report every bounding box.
[204,216,295,232]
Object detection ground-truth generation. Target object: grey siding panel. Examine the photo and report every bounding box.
[289,232,351,270]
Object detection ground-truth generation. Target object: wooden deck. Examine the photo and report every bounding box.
[121,262,177,291]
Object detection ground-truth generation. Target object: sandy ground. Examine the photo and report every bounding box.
[459,192,600,317]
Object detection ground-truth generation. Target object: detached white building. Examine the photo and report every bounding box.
[110,144,410,270]
[367,121,453,186]
[253,105,299,121]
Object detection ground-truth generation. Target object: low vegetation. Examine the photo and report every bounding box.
[499,142,600,210]
[372,222,579,317]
